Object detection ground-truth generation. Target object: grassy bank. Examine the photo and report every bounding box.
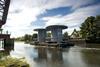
[0,56,29,67]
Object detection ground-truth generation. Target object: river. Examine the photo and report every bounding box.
[1,42,100,67]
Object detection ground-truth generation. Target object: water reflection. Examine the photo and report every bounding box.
[32,47,64,67]
[81,49,100,67]
[47,48,64,67]
[1,42,100,67]
[50,48,63,63]
[34,47,47,61]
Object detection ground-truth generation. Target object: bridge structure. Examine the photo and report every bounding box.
[34,25,68,43]
[0,0,14,51]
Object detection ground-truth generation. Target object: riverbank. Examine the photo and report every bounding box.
[1,42,100,67]
[0,50,29,67]
[0,56,29,67]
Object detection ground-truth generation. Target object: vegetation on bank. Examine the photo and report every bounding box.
[80,15,100,43]
[15,32,69,42]
[80,15,100,39]
[15,33,37,42]
[0,51,29,67]
[0,57,29,67]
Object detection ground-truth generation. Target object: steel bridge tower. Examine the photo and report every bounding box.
[0,0,14,51]
[0,0,10,28]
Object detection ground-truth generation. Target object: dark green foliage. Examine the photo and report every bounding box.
[15,37,24,41]
[31,33,37,41]
[0,51,8,59]
[63,32,68,39]
[24,34,32,42]
[47,32,51,37]
[80,15,100,39]
[32,33,37,39]
[15,33,38,42]
[95,16,100,37]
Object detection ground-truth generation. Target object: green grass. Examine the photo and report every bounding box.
[0,56,29,67]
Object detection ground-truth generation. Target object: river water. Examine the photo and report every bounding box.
[2,42,100,67]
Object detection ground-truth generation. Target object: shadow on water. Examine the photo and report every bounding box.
[81,49,100,67]
[48,48,64,67]
[34,47,47,61]
[32,47,69,67]
[50,48,63,62]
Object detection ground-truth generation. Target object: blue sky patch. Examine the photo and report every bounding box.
[38,6,73,18]
[31,19,47,27]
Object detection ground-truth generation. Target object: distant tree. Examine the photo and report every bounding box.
[47,32,51,37]
[15,36,24,41]
[32,33,37,38]
[24,34,32,42]
[32,33,37,41]
[24,34,27,41]
[63,32,68,39]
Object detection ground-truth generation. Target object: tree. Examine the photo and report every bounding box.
[95,15,100,37]
[80,16,95,38]
[24,34,32,42]
[80,15,100,39]
[63,32,68,39]
[32,33,37,38]
[32,33,37,41]
[47,32,51,37]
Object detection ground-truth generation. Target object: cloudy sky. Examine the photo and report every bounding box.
[2,0,100,38]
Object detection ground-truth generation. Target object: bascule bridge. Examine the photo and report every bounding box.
[0,0,14,51]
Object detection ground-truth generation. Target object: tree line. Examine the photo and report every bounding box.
[15,32,68,42]
[15,15,100,42]
[15,34,37,42]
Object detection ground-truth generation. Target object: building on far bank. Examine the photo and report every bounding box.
[70,29,82,39]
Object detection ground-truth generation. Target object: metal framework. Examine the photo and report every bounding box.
[0,0,10,28]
